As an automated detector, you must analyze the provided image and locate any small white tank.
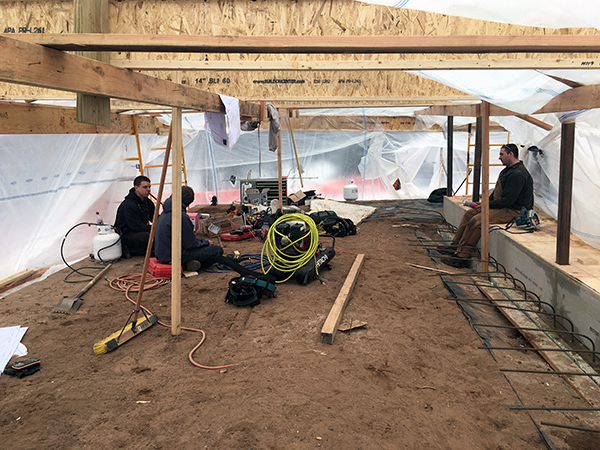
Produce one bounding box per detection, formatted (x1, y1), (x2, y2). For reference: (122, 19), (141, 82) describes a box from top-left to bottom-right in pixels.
(93, 225), (122, 262)
(343, 179), (359, 202)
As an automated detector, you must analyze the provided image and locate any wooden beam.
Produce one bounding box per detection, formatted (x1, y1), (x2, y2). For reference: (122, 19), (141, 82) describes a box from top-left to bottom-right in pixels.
(534, 84), (600, 114)
(321, 254), (365, 345)
(110, 58), (600, 71)
(0, 101), (162, 134)
(74, 0), (111, 126)
(15, 34), (600, 54)
(480, 102), (490, 274)
(0, 35), (260, 118)
(514, 114), (554, 131)
(557, 122), (576, 266)
(171, 106), (183, 336)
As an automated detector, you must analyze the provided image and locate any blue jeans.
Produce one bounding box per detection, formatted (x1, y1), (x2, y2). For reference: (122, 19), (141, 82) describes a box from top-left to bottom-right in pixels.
(181, 245), (223, 268)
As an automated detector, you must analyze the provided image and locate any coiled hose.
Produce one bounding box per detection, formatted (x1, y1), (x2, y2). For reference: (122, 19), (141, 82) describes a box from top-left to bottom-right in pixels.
(261, 213), (320, 283)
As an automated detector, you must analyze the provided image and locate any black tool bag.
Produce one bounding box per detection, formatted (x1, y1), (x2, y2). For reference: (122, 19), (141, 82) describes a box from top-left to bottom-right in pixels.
(309, 210), (337, 225)
(225, 276), (277, 307)
(320, 216), (356, 238)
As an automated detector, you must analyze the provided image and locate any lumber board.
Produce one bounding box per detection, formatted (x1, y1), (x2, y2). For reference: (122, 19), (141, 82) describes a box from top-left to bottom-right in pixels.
(110, 58), (600, 71)
(0, 35), (260, 118)
(535, 84), (600, 114)
(0, 269), (34, 289)
(321, 254), (365, 345)
(478, 283), (600, 408)
(0, 101), (162, 134)
(14, 34), (600, 54)
(0, 268), (47, 294)
(74, 0), (111, 126)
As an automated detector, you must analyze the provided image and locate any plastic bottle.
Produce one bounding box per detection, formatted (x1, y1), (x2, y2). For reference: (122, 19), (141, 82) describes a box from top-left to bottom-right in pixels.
(95, 211), (104, 224)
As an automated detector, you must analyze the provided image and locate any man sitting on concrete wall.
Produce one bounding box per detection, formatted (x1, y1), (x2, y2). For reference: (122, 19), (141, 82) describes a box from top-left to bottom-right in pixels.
(439, 144), (534, 268)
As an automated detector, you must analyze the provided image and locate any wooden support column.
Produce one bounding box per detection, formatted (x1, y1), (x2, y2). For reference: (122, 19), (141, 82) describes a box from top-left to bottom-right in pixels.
(480, 102), (490, 274)
(171, 106), (183, 335)
(556, 122), (576, 265)
(446, 116), (454, 196)
(472, 117), (483, 203)
(277, 127), (283, 209)
(74, 0), (111, 126)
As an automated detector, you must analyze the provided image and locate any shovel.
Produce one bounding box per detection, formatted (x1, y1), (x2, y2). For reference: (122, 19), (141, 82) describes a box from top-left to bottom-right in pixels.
(53, 264), (112, 314)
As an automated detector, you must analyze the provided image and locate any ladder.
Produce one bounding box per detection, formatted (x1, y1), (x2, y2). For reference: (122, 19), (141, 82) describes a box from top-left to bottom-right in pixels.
(125, 114), (188, 187)
(464, 126), (510, 196)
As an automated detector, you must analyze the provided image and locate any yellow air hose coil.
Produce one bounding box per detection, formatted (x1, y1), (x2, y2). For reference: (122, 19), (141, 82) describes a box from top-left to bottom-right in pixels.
(261, 213), (320, 283)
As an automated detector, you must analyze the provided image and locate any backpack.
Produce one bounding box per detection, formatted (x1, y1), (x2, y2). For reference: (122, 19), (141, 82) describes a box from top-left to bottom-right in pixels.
(320, 216), (357, 238)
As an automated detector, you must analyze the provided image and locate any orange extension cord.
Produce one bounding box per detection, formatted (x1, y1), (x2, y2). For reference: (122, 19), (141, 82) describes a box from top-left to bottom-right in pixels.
(108, 273), (236, 370)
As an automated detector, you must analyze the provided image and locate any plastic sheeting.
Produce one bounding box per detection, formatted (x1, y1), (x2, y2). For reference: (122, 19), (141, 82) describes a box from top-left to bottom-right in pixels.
(0, 113), (462, 279)
(0, 133), (162, 280)
(356, 0), (600, 29)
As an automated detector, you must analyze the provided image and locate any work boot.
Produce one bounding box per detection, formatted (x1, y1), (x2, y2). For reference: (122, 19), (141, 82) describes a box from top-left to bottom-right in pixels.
(185, 260), (202, 272)
(441, 255), (470, 269)
(437, 244), (457, 255)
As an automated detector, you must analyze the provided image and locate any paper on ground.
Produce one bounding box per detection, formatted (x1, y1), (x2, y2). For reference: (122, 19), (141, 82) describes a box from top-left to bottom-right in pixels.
(0, 326), (28, 375)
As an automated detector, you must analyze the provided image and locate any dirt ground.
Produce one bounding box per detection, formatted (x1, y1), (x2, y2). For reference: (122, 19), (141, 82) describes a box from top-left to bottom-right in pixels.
(1, 201), (598, 449)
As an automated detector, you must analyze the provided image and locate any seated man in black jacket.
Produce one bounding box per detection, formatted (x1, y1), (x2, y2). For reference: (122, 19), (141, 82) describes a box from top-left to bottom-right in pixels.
(440, 144), (534, 268)
(115, 176), (155, 257)
(154, 186), (223, 272)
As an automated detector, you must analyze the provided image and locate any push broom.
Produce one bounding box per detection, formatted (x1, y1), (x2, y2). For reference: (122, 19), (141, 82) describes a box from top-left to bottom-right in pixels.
(93, 125), (173, 355)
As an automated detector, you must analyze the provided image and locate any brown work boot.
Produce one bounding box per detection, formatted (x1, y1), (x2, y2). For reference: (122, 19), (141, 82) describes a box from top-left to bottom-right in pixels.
(437, 244), (458, 255)
(441, 255), (470, 268)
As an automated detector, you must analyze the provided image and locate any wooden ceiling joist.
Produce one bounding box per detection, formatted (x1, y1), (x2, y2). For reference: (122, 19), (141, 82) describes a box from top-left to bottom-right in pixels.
(0, 101), (163, 134)
(0, 35), (260, 118)
(15, 34), (600, 54)
(111, 58), (600, 71)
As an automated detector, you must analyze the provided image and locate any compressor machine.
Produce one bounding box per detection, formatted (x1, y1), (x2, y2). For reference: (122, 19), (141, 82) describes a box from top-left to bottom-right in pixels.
(261, 213), (335, 285)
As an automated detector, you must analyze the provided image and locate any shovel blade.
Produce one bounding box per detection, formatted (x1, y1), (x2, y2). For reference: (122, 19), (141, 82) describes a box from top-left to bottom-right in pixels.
(53, 296), (83, 314)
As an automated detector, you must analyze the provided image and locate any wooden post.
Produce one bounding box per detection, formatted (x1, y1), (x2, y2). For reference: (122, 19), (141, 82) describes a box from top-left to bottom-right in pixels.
(74, 0), (111, 126)
(447, 116), (454, 196)
(473, 116), (483, 203)
(171, 106), (183, 335)
(277, 123), (284, 209)
(556, 121), (576, 265)
(480, 102), (490, 274)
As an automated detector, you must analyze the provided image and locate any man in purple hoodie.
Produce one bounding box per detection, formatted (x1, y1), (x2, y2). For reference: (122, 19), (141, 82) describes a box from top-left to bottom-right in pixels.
(154, 186), (223, 272)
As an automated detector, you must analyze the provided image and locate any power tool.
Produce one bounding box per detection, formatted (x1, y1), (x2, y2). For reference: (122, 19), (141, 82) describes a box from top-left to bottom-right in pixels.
(510, 207), (541, 231)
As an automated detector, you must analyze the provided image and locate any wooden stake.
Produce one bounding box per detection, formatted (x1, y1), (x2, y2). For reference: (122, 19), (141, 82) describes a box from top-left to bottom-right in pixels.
(277, 125), (283, 209)
(285, 117), (304, 188)
(171, 105), (183, 336)
(480, 101), (490, 274)
(321, 254), (365, 345)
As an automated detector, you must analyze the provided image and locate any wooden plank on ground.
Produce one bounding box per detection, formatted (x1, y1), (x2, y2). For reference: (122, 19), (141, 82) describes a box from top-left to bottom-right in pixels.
(477, 283), (600, 408)
(0, 268), (47, 294)
(321, 254), (365, 345)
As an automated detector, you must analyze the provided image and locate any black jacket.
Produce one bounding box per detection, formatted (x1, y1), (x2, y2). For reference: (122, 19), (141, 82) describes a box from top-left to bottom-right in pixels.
(114, 187), (155, 235)
(489, 161), (534, 210)
(154, 196), (210, 264)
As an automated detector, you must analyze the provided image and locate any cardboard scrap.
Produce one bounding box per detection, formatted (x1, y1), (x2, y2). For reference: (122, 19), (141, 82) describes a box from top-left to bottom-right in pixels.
(337, 320), (367, 332)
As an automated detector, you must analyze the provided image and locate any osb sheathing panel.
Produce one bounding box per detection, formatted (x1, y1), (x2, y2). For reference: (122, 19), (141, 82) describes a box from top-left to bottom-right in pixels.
(2, 0), (598, 101)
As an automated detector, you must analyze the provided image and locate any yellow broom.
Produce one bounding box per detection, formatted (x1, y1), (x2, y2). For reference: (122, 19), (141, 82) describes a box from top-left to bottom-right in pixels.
(93, 126), (173, 355)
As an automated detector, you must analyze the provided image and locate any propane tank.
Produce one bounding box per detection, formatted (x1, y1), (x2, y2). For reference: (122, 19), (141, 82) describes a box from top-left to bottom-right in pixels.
(93, 224), (122, 262)
(343, 180), (358, 202)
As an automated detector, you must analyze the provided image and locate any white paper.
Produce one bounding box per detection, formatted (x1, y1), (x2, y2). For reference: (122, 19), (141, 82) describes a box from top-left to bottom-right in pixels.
(0, 326), (28, 375)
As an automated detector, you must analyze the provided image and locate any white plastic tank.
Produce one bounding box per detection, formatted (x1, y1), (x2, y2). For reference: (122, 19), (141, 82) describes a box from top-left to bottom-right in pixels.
(93, 225), (122, 262)
(343, 179), (359, 202)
